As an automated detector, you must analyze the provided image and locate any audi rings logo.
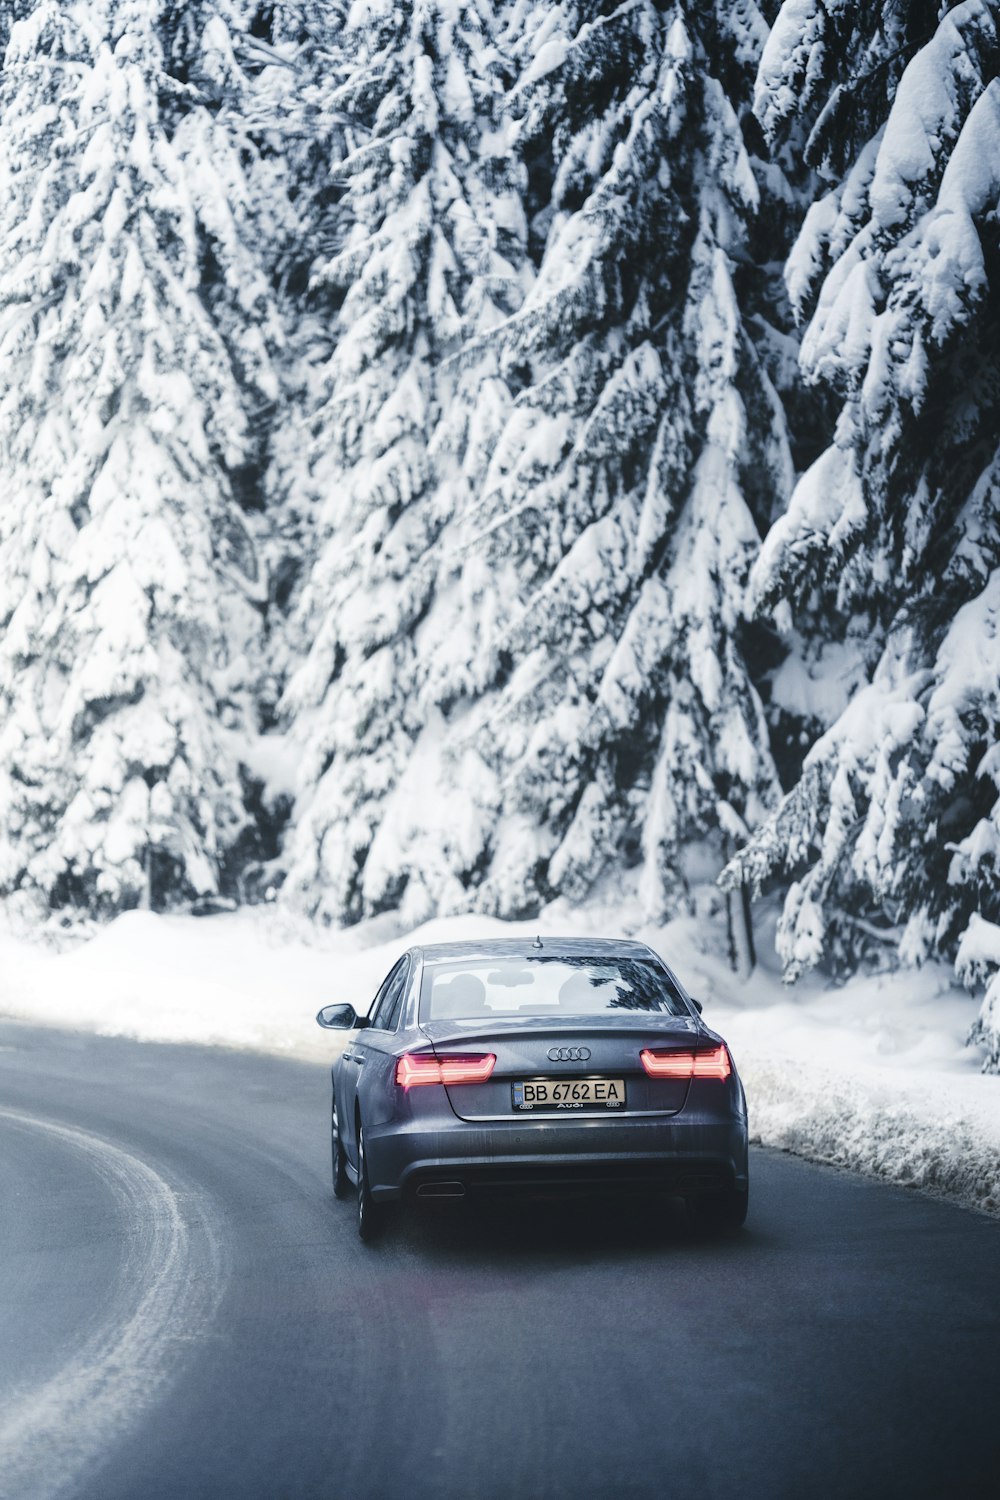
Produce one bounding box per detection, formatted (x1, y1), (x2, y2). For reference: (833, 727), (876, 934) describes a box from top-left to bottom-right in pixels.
(547, 1045), (591, 1062)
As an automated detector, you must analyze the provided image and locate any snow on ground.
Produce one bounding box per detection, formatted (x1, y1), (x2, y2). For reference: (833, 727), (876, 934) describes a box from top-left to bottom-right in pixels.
(684, 940), (1000, 1221)
(1, 899), (998, 1217)
(0, 907), (558, 1062)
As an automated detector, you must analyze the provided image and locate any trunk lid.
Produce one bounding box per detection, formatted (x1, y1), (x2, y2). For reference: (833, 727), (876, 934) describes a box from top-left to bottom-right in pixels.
(418, 1014), (704, 1121)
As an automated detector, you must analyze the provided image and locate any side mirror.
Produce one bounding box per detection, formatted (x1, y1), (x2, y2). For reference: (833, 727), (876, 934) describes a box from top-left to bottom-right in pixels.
(690, 998), (703, 1014)
(316, 1003), (358, 1030)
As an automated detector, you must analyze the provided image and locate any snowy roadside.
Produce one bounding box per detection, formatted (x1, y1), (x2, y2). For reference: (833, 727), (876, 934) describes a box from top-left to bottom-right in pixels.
(713, 983), (1000, 1220)
(1, 905), (997, 1217)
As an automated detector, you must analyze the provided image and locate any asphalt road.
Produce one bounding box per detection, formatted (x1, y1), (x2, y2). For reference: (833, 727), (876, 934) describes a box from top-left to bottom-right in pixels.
(0, 1021), (997, 1500)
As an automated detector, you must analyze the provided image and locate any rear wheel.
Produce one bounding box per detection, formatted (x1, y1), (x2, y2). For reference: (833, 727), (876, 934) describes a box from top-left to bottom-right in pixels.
(687, 1186), (748, 1234)
(331, 1099), (349, 1200)
(356, 1122), (383, 1242)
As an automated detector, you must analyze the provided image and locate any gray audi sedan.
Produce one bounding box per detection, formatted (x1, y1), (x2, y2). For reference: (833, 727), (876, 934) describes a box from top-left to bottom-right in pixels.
(316, 937), (748, 1240)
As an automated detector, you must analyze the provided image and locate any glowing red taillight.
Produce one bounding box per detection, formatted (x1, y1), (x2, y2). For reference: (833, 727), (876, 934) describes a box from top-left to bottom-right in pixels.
(395, 1054), (443, 1088)
(640, 1045), (731, 1081)
(395, 1053), (496, 1088)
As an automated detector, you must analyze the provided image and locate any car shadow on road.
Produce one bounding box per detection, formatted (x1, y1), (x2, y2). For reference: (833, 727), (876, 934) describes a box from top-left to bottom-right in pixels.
(393, 1194), (756, 1264)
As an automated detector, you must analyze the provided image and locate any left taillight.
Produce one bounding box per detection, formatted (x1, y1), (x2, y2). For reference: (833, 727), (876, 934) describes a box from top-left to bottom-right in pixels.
(395, 1053), (497, 1088)
(640, 1045), (731, 1081)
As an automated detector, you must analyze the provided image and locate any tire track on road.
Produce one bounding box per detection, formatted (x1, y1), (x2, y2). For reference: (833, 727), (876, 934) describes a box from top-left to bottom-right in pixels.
(0, 1107), (227, 1500)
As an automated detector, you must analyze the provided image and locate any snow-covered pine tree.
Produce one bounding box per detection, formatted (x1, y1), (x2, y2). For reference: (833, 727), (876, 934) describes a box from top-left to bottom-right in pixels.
(0, 0), (268, 919)
(254, 0), (357, 674)
(157, 0), (311, 866)
(275, 0), (531, 925)
(722, 1), (1000, 1065)
(409, 0), (791, 935)
(273, 0), (797, 935)
(161, 1), (295, 450)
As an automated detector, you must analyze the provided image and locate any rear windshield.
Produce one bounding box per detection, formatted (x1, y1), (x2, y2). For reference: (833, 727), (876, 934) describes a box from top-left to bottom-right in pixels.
(419, 955), (690, 1021)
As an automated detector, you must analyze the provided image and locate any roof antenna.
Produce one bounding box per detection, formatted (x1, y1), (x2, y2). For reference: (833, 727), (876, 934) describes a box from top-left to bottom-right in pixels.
(531, 935), (543, 949)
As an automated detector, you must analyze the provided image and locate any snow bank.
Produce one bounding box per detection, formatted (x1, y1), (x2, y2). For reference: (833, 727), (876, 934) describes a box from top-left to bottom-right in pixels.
(716, 972), (1000, 1218)
(0, 907), (573, 1062)
(2, 902), (997, 1216)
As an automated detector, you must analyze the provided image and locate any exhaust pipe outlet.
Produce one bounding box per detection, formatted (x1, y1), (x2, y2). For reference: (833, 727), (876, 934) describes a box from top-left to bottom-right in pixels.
(416, 1181), (466, 1199)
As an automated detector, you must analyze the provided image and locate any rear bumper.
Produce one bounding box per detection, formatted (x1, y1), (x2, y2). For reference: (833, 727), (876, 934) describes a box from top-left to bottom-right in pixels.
(366, 1113), (749, 1203)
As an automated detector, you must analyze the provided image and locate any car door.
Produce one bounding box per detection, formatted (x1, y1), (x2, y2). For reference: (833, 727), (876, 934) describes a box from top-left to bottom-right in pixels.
(341, 957), (408, 1167)
(350, 956), (410, 1148)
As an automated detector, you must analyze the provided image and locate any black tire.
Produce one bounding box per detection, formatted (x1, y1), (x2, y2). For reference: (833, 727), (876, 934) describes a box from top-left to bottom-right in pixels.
(356, 1122), (383, 1243)
(687, 1186), (748, 1234)
(331, 1099), (349, 1200)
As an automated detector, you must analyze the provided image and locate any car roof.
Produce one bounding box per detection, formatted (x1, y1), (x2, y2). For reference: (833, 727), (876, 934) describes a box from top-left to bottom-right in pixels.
(411, 936), (663, 964)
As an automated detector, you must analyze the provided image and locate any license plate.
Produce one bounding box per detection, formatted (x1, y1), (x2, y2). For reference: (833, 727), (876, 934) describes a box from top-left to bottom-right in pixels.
(511, 1078), (626, 1111)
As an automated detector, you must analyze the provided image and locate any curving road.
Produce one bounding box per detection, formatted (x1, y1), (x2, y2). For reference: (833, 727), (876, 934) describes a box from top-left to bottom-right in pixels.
(0, 1020), (997, 1500)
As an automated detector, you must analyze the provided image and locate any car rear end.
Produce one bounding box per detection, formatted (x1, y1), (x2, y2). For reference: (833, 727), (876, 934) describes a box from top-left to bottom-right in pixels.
(364, 944), (748, 1217)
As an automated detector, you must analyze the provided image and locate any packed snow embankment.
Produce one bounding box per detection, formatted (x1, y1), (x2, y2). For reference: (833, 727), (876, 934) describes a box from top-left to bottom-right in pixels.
(0, 909), (361, 1062)
(706, 964), (1000, 1219)
(1, 905), (997, 1216)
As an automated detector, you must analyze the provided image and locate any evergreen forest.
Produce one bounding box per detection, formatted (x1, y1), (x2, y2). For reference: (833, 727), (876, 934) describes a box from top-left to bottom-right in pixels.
(3, 0), (1000, 1067)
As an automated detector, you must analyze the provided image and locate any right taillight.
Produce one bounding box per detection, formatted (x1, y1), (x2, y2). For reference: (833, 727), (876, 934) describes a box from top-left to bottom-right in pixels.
(641, 1045), (731, 1081)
